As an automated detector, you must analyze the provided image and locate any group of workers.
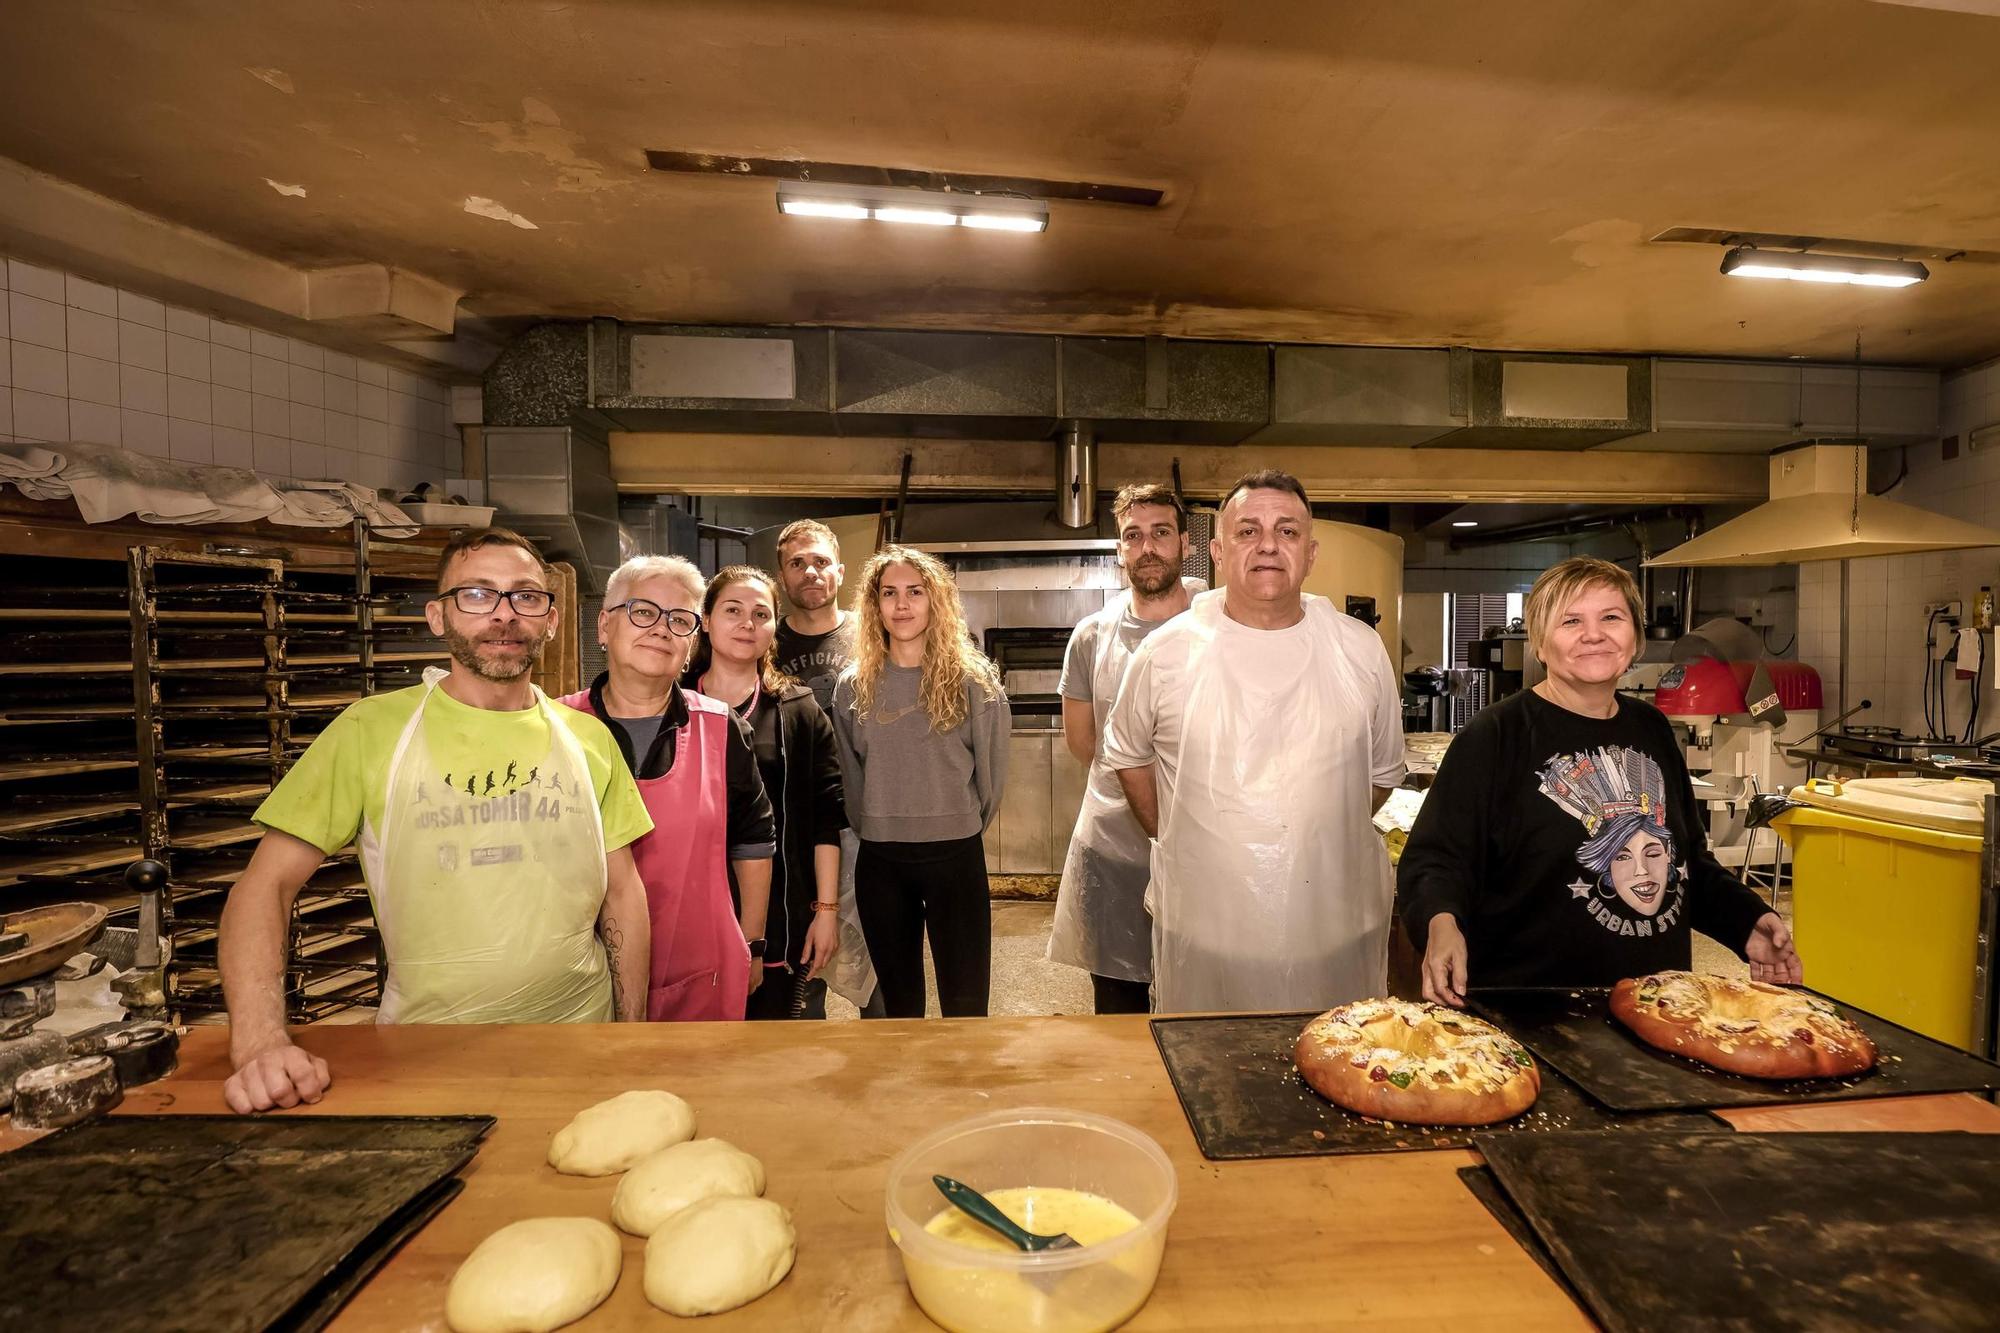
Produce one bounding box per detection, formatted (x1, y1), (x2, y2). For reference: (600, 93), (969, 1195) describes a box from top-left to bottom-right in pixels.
(215, 466), (1802, 1115)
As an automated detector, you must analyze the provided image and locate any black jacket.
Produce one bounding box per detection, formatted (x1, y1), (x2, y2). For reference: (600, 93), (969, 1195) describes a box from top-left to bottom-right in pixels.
(754, 682), (848, 970)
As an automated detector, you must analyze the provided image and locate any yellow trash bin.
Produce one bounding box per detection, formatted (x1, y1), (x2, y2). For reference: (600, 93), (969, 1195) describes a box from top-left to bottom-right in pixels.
(1772, 778), (1989, 1052)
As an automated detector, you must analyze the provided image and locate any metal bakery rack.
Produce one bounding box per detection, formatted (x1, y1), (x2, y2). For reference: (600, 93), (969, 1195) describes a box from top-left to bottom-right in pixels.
(0, 520), (455, 1024)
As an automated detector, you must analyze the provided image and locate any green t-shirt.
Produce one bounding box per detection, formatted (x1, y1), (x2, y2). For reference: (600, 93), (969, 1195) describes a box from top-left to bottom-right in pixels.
(255, 683), (652, 856)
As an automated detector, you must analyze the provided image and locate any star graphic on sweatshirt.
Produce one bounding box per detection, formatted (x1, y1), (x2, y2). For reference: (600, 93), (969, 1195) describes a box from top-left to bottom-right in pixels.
(1569, 879), (1593, 899)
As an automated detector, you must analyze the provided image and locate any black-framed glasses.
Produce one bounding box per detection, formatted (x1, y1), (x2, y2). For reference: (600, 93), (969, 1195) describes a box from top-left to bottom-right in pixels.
(436, 585), (554, 617)
(609, 599), (702, 636)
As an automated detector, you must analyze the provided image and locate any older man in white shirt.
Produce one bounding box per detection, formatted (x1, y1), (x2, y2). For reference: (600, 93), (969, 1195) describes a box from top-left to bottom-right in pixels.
(1103, 469), (1404, 1013)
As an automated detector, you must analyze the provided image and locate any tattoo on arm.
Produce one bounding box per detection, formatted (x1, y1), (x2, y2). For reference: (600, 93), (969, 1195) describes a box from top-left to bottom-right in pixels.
(601, 917), (626, 1020)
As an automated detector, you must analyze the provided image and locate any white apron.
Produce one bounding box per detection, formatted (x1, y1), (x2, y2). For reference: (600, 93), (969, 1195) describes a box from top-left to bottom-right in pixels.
(1147, 595), (1393, 1013)
(364, 669), (612, 1024)
(1049, 591), (1159, 982)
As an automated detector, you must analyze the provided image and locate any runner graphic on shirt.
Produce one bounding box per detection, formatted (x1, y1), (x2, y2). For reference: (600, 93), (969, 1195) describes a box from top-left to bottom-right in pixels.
(1536, 746), (1686, 937)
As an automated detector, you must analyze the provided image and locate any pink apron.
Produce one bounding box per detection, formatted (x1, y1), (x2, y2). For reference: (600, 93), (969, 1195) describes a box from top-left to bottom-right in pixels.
(561, 688), (749, 1021)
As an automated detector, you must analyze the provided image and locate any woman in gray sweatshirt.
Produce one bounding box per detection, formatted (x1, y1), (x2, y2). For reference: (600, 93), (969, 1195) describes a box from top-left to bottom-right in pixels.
(831, 545), (1009, 1017)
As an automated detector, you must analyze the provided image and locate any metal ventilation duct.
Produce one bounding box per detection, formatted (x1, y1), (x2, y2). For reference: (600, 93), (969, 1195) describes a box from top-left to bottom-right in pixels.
(479, 321), (1941, 463)
(1056, 422), (1097, 528)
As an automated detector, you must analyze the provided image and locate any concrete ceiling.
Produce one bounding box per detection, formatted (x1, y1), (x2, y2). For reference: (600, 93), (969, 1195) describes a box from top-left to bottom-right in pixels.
(5, 1), (2000, 366)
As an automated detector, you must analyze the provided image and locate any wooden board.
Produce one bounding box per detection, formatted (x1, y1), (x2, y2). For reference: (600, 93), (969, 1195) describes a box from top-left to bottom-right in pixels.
(532, 560), (580, 698)
(83, 1020), (1595, 1331)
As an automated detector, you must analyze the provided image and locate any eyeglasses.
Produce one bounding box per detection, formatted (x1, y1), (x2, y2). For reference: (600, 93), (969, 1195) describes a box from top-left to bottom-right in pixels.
(436, 586), (554, 617)
(608, 599), (702, 635)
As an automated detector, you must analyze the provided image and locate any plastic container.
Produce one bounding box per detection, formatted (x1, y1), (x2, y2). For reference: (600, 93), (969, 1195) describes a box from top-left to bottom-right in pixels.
(1772, 788), (1986, 1051)
(398, 501), (496, 527)
(884, 1107), (1177, 1333)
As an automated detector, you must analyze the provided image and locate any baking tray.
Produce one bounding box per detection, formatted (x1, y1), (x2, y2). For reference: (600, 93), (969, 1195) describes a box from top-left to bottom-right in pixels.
(0, 1114), (492, 1333)
(1467, 985), (2000, 1113)
(1150, 1011), (1725, 1161)
(1476, 1130), (2000, 1333)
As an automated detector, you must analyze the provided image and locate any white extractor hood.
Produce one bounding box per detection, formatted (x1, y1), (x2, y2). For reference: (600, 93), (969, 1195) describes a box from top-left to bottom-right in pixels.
(1647, 442), (2000, 567)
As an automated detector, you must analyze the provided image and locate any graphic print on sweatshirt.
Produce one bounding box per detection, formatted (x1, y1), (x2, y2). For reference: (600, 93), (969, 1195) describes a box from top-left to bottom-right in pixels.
(1536, 745), (1686, 938)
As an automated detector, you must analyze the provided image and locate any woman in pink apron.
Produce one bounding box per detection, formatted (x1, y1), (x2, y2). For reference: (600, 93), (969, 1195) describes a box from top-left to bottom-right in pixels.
(561, 555), (776, 1021)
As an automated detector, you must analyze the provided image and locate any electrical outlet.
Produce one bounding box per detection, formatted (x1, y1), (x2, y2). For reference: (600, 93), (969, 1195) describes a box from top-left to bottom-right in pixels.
(1928, 599), (1964, 620)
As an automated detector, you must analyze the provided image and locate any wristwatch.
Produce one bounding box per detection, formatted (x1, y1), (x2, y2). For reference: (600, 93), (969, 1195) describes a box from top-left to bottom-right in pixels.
(747, 938), (768, 960)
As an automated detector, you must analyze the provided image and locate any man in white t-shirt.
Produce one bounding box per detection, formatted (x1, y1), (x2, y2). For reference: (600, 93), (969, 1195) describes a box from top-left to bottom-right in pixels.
(1048, 482), (1203, 1013)
(1102, 470), (1404, 1013)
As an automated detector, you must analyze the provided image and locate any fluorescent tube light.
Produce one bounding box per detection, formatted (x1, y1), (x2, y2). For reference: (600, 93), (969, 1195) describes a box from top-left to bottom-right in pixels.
(1720, 247), (1928, 288)
(1451, 520), (1479, 528)
(775, 181), (1048, 232)
(870, 207), (959, 227)
(778, 199), (868, 220)
(960, 211), (1047, 233)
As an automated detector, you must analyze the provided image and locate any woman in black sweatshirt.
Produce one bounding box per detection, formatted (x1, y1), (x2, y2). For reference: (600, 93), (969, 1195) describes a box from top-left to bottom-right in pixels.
(1396, 556), (1804, 1005)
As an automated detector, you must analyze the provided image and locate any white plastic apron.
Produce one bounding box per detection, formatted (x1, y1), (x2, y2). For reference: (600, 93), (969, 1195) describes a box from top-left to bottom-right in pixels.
(364, 668), (612, 1024)
(1147, 595), (1393, 1013)
(1049, 591), (1158, 982)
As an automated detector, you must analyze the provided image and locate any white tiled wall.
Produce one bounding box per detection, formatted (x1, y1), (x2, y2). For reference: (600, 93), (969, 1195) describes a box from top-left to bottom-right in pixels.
(2, 254), (462, 491)
(1799, 358), (2000, 739)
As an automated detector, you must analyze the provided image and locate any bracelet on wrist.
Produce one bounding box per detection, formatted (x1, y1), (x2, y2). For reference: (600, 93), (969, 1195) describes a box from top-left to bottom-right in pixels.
(811, 900), (840, 913)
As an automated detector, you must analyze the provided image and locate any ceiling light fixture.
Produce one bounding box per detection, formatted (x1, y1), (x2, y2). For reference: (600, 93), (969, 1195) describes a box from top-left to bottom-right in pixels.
(775, 181), (1048, 233)
(1451, 520), (1480, 528)
(1720, 246), (1928, 288)
(777, 199), (868, 220)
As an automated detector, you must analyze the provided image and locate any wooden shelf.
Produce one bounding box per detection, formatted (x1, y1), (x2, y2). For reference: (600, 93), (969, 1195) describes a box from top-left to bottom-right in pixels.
(167, 783), (271, 806)
(0, 797), (139, 837)
(0, 757), (138, 781)
(171, 821), (264, 851)
(0, 843), (140, 886)
(161, 744), (268, 761)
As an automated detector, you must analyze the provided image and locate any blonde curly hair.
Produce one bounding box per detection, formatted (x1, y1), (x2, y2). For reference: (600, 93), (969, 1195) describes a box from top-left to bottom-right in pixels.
(848, 545), (1003, 732)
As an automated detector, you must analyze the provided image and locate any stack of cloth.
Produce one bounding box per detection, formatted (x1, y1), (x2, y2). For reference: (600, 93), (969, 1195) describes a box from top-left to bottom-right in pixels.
(0, 440), (418, 534)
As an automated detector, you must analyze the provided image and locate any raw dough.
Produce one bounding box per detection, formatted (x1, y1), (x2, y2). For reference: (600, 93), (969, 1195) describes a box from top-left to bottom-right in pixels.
(642, 1196), (796, 1316)
(612, 1137), (767, 1236)
(546, 1089), (696, 1176)
(445, 1217), (621, 1333)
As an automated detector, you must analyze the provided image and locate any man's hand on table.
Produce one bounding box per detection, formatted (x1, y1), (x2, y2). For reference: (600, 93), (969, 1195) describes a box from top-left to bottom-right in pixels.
(224, 1035), (331, 1113)
(1745, 912), (1804, 986)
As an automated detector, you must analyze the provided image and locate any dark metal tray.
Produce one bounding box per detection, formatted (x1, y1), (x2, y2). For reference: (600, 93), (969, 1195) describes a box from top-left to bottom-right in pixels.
(1150, 1011), (1724, 1161)
(1476, 1130), (2000, 1333)
(0, 1114), (493, 1333)
(1467, 985), (2000, 1112)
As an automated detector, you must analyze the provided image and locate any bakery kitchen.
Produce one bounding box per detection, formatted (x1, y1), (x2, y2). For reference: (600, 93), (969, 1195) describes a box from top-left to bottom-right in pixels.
(7, 2), (2000, 1329)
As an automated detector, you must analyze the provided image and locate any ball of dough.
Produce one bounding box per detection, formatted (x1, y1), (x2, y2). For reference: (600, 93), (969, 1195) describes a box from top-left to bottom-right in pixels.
(613, 1137), (768, 1236)
(643, 1196), (795, 1317)
(445, 1217), (621, 1333)
(547, 1089), (696, 1176)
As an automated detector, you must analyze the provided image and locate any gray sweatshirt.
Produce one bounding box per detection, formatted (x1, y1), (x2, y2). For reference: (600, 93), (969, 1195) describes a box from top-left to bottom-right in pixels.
(831, 663), (1009, 843)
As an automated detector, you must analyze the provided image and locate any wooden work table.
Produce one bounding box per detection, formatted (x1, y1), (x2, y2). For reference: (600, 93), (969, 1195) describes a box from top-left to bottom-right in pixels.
(51, 1018), (2000, 1330)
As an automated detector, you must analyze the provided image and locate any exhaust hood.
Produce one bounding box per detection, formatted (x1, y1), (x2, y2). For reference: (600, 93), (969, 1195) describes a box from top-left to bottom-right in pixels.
(1648, 443), (2000, 567)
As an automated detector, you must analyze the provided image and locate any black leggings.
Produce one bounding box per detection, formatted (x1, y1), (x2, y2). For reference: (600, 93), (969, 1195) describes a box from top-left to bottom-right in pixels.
(856, 835), (991, 1018)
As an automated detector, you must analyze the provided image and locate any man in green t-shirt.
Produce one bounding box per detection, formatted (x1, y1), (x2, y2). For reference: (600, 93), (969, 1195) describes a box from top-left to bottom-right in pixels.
(219, 528), (654, 1114)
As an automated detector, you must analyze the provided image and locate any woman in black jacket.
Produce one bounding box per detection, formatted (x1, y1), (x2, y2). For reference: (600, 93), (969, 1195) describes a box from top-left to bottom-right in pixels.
(688, 565), (849, 1019)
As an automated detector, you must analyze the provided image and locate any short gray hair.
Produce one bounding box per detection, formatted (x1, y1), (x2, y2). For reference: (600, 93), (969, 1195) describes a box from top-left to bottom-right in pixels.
(605, 555), (704, 609)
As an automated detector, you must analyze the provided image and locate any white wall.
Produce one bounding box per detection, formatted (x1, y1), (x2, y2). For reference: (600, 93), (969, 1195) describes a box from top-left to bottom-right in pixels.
(1799, 358), (2000, 739)
(1, 253), (460, 491)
